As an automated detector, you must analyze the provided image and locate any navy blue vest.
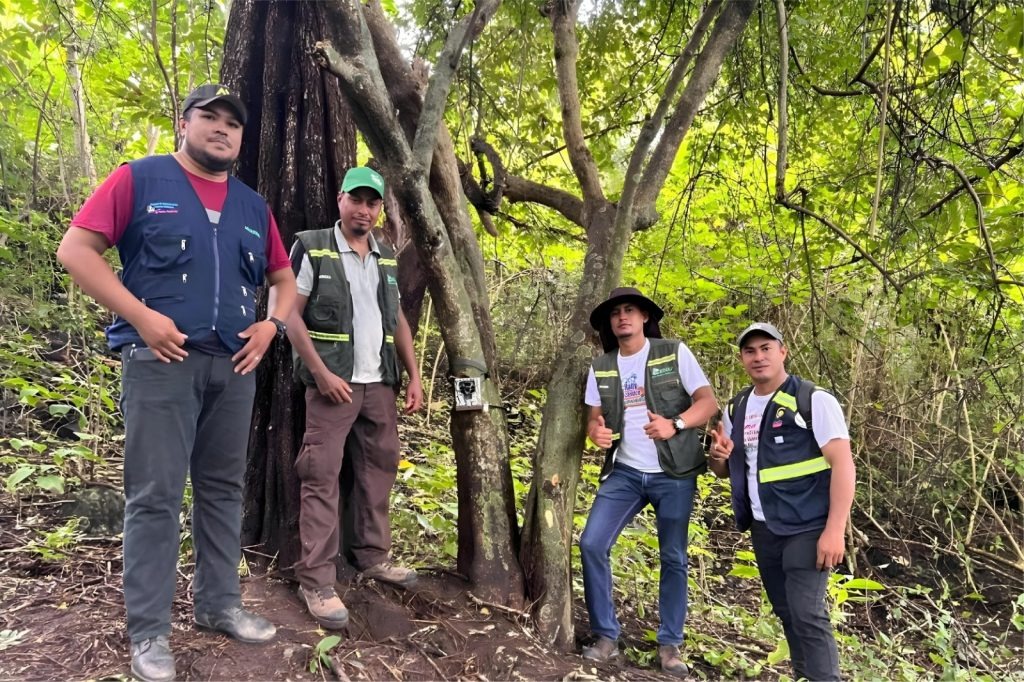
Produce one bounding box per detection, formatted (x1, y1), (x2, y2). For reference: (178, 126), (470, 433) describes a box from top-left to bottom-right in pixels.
(106, 155), (270, 354)
(727, 375), (832, 535)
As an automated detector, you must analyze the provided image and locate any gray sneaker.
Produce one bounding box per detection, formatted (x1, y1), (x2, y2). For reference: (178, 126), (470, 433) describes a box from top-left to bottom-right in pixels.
(194, 606), (276, 644)
(582, 636), (619, 662)
(130, 635), (175, 682)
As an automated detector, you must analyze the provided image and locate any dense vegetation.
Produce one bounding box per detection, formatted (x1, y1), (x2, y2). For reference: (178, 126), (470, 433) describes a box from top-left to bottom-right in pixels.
(0, 0), (1021, 679)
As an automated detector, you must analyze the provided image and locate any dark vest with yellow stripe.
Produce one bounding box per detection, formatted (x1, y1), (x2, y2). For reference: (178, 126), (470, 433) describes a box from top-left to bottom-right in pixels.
(727, 374), (831, 535)
(293, 228), (401, 387)
(592, 338), (706, 481)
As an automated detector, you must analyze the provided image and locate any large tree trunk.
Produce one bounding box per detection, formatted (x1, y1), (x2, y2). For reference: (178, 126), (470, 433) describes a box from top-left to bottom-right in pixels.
(221, 0), (358, 571)
(519, 0), (757, 646)
(314, 0), (524, 605)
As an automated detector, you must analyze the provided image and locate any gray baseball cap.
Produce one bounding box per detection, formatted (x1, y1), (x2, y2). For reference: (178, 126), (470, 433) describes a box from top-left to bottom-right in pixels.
(737, 322), (784, 348)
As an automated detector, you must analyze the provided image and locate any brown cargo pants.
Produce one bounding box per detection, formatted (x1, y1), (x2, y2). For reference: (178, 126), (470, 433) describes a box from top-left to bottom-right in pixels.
(293, 383), (401, 589)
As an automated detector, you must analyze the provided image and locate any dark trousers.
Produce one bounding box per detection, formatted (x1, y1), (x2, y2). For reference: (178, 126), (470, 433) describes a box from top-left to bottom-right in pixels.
(293, 383), (400, 588)
(750, 521), (842, 681)
(120, 346), (255, 643)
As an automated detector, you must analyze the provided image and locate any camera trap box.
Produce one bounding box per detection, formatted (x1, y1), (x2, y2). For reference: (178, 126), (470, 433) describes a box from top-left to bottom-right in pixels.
(453, 376), (486, 411)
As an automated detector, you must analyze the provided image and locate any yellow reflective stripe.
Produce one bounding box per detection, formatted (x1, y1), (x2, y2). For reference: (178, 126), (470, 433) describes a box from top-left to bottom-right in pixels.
(647, 355), (674, 366)
(610, 433), (621, 441)
(308, 249), (340, 259)
(759, 456), (830, 483)
(378, 258), (398, 267)
(385, 335), (394, 343)
(772, 391), (797, 412)
(308, 331), (350, 342)
(594, 370), (618, 378)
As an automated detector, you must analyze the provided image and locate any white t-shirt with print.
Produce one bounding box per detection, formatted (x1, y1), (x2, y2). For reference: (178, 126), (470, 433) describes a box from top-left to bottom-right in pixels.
(585, 339), (711, 472)
(721, 385), (849, 521)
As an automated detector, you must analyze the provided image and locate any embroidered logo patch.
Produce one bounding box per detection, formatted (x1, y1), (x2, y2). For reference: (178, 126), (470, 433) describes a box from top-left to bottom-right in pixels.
(775, 407), (785, 418)
(146, 202), (179, 214)
(243, 225), (262, 238)
(772, 420), (783, 428)
(651, 366), (673, 377)
(318, 274), (332, 280)
(387, 274), (398, 286)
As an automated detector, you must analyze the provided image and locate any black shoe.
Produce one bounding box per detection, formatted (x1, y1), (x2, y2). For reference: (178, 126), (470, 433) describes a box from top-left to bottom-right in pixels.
(130, 635), (175, 682)
(194, 606), (276, 644)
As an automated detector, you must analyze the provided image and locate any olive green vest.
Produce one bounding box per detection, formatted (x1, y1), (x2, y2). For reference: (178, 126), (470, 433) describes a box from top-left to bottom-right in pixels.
(293, 228), (401, 387)
(592, 338), (706, 480)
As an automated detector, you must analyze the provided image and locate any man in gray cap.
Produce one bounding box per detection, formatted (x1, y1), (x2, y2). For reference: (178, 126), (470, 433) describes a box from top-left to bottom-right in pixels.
(579, 287), (718, 677)
(709, 323), (855, 681)
(57, 83), (296, 681)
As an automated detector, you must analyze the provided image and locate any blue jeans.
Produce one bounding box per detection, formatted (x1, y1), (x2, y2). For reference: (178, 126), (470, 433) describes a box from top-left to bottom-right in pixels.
(579, 463), (697, 645)
(750, 521), (842, 681)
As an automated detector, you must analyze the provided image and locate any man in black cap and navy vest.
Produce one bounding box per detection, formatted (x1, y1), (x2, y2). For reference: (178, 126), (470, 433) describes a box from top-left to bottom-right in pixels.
(57, 84), (297, 681)
(286, 166), (423, 631)
(580, 287), (718, 676)
(709, 322), (855, 681)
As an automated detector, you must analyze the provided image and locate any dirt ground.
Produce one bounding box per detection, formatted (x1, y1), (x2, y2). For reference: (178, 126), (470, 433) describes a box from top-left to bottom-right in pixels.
(0, 509), (687, 682)
(2, 493), (1021, 681)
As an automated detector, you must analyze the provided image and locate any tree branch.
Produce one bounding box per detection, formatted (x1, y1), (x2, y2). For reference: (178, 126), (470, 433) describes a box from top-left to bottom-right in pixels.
(546, 0), (604, 207)
(412, 0), (502, 168)
(774, 0), (788, 200)
(503, 172), (586, 227)
(919, 140), (1023, 218)
(924, 153), (1002, 291)
(779, 191), (902, 293)
(621, 0), (722, 226)
(313, 40), (415, 172)
(633, 0), (756, 225)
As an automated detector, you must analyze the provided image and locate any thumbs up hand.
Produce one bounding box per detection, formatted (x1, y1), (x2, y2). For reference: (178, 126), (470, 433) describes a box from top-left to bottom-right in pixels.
(643, 410), (676, 441)
(589, 414), (614, 449)
(709, 421), (734, 462)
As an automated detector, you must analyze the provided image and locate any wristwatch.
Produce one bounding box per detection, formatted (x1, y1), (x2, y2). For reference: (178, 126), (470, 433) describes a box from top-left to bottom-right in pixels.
(268, 316), (287, 340)
(673, 417), (686, 432)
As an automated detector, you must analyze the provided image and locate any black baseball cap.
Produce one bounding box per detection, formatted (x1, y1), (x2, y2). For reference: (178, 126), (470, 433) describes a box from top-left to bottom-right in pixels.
(181, 84), (248, 125)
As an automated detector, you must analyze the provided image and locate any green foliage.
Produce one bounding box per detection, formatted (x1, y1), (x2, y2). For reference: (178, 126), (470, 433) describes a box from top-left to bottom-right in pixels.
(308, 634), (341, 675)
(24, 517), (84, 561)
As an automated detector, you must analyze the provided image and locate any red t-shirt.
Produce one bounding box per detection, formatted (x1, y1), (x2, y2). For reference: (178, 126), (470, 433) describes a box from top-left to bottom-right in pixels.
(71, 162), (290, 272)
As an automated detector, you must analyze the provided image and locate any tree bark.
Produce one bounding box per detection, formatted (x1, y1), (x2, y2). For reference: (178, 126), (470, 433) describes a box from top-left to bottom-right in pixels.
(314, 0), (524, 605)
(221, 0), (357, 571)
(520, 0), (757, 646)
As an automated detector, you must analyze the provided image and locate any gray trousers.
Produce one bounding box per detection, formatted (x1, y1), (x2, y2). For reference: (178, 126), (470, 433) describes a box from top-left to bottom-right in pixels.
(120, 346), (255, 643)
(750, 521), (842, 681)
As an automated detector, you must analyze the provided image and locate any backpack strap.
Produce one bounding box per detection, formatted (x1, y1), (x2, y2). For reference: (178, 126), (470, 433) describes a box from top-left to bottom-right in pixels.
(795, 377), (816, 429)
(728, 385), (755, 420)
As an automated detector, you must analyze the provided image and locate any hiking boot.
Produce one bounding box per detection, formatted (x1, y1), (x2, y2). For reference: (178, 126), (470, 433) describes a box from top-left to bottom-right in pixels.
(361, 561), (418, 588)
(582, 636), (619, 662)
(299, 585), (350, 630)
(130, 635), (175, 682)
(194, 606), (276, 644)
(658, 644), (689, 678)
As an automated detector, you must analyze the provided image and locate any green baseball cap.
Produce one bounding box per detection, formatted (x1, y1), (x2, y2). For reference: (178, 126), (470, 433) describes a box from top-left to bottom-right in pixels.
(340, 167), (385, 197)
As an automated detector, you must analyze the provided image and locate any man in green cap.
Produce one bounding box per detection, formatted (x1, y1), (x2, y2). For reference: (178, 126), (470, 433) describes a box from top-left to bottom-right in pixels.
(286, 166), (423, 629)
